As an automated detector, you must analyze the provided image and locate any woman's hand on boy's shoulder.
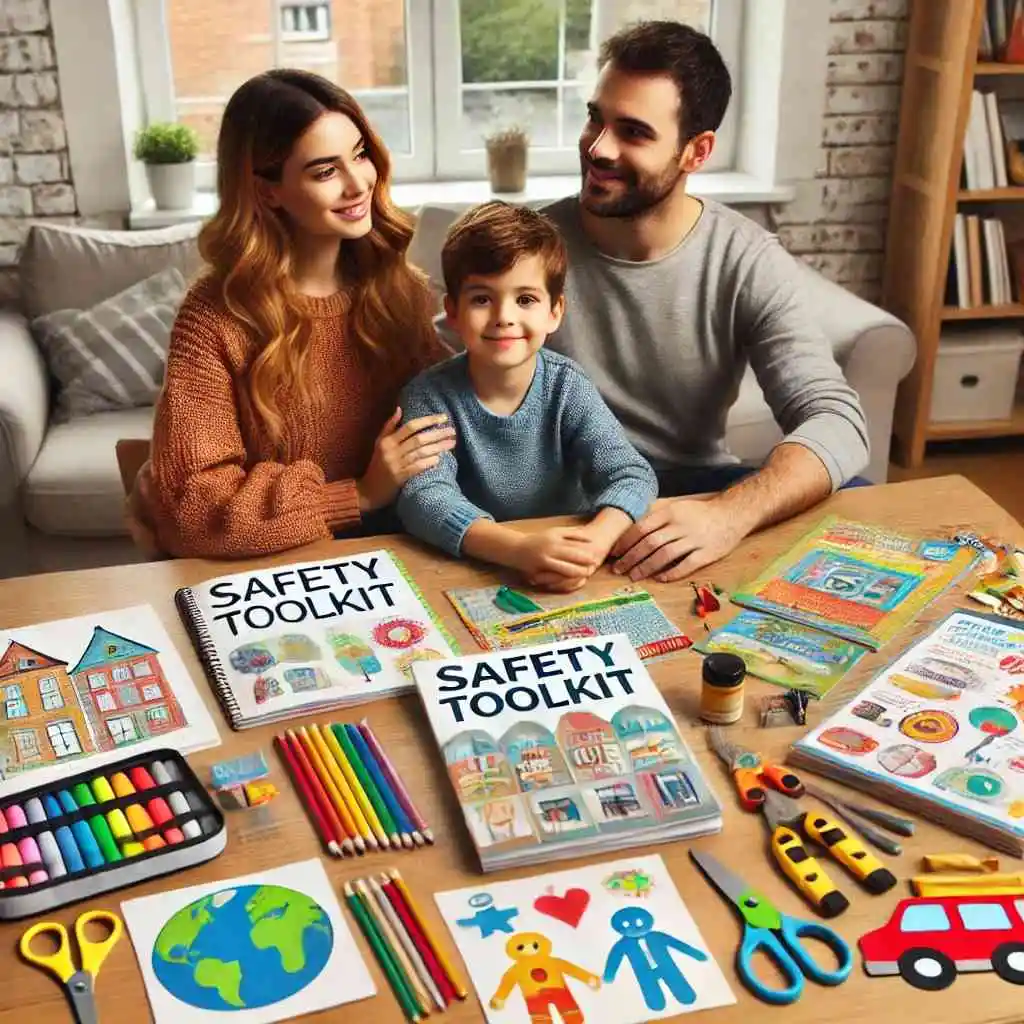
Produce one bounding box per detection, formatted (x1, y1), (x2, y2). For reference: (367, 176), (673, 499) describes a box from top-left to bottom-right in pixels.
(356, 407), (456, 511)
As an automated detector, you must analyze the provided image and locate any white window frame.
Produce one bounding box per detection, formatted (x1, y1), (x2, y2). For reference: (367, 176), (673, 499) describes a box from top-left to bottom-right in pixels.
(38, 676), (64, 712)
(46, 721), (82, 758)
(280, 1), (331, 42)
(430, 0), (741, 180)
(107, 716), (138, 746)
(111, 665), (132, 683)
(132, 659), (153, 678)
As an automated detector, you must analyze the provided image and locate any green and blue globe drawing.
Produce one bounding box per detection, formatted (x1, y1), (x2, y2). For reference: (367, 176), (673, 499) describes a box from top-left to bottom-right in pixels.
(152, 884), (334, 1011)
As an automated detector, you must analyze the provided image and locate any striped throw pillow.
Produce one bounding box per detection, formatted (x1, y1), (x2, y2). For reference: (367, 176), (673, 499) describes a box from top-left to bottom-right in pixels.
(31, 266), (187, 422)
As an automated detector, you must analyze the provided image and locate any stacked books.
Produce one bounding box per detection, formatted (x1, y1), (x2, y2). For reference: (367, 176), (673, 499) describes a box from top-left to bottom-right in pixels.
(412, 632), (722, 871)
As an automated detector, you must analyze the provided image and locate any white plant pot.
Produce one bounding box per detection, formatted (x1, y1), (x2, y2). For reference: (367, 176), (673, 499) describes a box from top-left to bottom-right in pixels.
(146, 161), (196, 211)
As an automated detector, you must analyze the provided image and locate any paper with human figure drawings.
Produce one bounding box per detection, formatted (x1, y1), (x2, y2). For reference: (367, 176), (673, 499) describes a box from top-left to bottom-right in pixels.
(435, 854), (734, 1024)
(0, 603), (219, 797)
(121, 858), (374, 1024)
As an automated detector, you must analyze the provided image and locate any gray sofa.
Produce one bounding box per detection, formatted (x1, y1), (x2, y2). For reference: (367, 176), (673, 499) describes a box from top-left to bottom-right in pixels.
(0, 208), (916, 579)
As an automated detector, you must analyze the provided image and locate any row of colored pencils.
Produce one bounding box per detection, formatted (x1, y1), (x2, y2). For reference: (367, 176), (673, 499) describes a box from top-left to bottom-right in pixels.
(274, 719), (433, 856)
(344, 869), (467, 1022)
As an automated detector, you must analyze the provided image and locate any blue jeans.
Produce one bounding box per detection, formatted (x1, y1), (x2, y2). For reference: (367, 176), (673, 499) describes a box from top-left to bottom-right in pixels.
(655, 464), (872, 497)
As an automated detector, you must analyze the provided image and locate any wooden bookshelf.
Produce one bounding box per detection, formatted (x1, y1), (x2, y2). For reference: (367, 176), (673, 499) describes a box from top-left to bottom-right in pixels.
(884, 1), (1024, 463)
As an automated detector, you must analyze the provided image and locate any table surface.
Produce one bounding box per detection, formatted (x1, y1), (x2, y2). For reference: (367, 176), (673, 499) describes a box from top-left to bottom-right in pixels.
(1, 475), (1022, 1024)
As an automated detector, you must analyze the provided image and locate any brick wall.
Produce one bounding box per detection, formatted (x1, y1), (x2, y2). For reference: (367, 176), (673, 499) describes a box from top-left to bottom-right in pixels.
(772, 0), (908, 304)
(0, 0), (76, 307)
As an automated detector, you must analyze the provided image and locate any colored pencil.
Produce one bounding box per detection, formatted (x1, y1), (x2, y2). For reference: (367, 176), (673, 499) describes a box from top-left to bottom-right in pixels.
(345, 882), (423, 1023)
(320, 723), (378, 850)
(342, 723), (402, 846)
(307, 724), (366, 853)
(295, 727), (361, 851)
(346, 722), (411, 848)
(285, 730), (353, 856)
(329, 723), (390, 848)
(370, 875), (446, 1010)
(383, 873), (458, 1004)
(356, 879), (429, 1015)
(387, 869), (468, 1000)
(273, 733), (342, 857)
(359, 720), (433, 844)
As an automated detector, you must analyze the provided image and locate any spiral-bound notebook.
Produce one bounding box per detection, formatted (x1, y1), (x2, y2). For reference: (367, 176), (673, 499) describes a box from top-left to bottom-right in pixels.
(175, 550), (459, 730)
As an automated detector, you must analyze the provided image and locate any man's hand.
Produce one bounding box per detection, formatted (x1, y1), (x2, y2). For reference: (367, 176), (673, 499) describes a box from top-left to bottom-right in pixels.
(610, 496), (745, 582)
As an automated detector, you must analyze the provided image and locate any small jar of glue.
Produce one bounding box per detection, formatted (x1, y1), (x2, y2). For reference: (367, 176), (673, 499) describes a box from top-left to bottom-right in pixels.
(700, 652), (746, 725)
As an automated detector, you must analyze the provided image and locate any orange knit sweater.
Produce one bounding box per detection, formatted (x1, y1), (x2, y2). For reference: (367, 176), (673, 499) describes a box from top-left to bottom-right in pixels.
(134, 282), (440, 559)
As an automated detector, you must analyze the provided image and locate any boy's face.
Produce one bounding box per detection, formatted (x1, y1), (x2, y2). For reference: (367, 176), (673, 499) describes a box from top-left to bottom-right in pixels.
(445, 254), (564, 372)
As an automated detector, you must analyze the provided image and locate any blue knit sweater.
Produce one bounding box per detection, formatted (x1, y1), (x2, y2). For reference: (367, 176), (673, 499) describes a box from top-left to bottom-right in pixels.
(395, 349), (658, 557)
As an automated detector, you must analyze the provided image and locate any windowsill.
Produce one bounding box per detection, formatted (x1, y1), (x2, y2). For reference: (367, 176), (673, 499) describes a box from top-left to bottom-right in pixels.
(127, 172), (796, 229)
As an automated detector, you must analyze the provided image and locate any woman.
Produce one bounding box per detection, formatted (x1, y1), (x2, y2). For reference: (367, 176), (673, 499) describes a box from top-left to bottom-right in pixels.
(132, 69), (454, 558)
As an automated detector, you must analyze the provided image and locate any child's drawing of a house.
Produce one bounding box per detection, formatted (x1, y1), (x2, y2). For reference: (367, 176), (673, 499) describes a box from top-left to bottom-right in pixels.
(0, 641), (94, 771)
(70, 627), (186, 751)
(556, 711), (626, 782)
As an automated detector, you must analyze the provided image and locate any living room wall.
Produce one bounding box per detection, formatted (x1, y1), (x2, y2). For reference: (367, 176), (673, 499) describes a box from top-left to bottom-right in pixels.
(0, 0), (906, 311)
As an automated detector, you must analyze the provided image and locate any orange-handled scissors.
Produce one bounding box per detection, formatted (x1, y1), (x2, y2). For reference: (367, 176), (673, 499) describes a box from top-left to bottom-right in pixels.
(19, 910), (123, 1024)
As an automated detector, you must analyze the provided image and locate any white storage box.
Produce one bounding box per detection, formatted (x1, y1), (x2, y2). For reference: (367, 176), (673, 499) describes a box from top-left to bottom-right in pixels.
(930, 325), (1024, 422)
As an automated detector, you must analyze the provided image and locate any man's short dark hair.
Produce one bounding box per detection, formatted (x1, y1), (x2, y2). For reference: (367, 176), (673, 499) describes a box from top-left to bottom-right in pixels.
(599, 20), (732, 143)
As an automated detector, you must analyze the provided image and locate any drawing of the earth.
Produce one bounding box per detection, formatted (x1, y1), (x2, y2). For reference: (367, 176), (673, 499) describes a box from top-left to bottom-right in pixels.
(152, 884), (334, 1011)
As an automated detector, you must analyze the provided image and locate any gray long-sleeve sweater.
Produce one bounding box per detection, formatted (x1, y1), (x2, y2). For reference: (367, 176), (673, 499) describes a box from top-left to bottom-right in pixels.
(538, 196), (870, 489)
(395, 349), (658, 557)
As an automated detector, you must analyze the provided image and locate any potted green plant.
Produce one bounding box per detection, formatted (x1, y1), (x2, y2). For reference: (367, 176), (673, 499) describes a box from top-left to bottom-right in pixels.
(133, 121), (200, 211)
(485, 126), (529, 194)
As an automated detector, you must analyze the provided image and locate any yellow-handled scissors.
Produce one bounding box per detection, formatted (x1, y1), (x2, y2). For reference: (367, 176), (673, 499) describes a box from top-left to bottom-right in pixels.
(19, 910), (123, 1024)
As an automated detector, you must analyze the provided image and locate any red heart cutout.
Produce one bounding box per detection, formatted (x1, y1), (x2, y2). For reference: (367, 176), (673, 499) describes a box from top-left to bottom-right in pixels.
(533, 888), (590, 927)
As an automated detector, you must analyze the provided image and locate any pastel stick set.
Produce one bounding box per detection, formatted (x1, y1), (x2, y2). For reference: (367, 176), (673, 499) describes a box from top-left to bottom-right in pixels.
(0, 748), (225, 919)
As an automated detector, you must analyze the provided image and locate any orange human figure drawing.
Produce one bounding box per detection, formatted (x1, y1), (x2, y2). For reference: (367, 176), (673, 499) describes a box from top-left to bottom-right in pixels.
(489, 932), (601, 1024)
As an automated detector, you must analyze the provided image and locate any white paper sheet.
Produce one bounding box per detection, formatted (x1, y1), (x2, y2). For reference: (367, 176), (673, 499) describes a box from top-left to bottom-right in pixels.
(435, 854), (734, 1023)
(121, 858), (374, 1024)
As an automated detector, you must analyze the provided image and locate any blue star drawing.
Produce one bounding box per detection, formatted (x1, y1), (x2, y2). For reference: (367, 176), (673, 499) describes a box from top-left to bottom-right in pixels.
(456, 892), (520, 938)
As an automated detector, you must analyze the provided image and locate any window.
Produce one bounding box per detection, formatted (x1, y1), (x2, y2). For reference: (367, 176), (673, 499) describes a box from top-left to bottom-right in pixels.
(107, 716), (138, 745)
(146, 706), (171, 724)
(87, 672), (107, 690)
(281, 2), (331, 42)
(140, 0), (739, 186)
(96, 693), (116, 713)
(38, 676), (64, 712)
(118, 686), (142, 707)
(112, 665), (132, 683)
(46, 721), (83, 758)
(900, 904), (951, 933)
(141, 684), (162, 702)
(12, 731), (40, 760)
(4, 685), (27, 719)
(959, 903), (1013, 931)
(17, 657), (38, 670)
(132, 659), (153, 678)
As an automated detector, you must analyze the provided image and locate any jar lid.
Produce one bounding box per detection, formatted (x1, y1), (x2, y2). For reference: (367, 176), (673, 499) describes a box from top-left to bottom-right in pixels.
(702, 652), (746, 687)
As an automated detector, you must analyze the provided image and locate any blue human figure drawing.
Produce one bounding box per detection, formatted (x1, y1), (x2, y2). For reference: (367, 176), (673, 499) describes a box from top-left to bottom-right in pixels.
(603, 907), (708, 1011)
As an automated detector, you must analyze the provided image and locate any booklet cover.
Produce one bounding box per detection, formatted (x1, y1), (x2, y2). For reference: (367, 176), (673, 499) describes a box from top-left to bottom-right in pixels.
(789, 609), (1024, 855)
(731, 516), (980, 650)
(0, 604), (219, 796)
(412, 633), (722, 872)
(175, 550), (459, 730)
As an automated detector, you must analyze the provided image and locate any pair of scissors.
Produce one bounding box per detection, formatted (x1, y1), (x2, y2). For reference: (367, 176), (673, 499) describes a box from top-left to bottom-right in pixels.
(690, 849), (852, 1005)
(707, 727), (804, 811)
(19, 909), (124, 1024)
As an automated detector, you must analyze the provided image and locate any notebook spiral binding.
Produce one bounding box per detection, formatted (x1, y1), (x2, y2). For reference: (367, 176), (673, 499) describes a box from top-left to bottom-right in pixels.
(175, 586), (242, 730)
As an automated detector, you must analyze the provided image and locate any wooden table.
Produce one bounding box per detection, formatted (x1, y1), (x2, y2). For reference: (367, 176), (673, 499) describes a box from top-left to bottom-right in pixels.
(1, 475), (1022, 1024)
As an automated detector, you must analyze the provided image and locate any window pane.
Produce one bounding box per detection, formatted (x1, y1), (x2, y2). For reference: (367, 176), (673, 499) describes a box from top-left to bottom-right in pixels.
(463, 87), (559, 150)
(166, 0), (412, 160)
(459, 0), (559, 84)
(900, 904), (950, 932)
(560, 84), (589, 151)
(959, 903), (1012, 931)
(595, 0), (711, 37)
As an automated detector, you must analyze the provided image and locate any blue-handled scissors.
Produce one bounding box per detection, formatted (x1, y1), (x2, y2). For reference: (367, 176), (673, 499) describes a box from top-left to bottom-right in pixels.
(690, 849), (852, 1005)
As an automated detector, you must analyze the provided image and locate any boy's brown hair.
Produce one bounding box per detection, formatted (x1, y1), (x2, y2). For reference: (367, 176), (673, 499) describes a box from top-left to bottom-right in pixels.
(441, 200), (567, 304)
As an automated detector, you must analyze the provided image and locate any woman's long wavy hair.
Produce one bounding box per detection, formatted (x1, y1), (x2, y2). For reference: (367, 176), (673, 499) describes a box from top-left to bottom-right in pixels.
(198, 69), (436, 448)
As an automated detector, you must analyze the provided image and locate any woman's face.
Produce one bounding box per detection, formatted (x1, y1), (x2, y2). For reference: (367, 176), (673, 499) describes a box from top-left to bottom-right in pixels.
(261, 111), (379, 240)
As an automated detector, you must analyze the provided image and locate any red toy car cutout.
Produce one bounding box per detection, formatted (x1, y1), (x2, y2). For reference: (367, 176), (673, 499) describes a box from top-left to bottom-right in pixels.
(859, 894), (1024, 990)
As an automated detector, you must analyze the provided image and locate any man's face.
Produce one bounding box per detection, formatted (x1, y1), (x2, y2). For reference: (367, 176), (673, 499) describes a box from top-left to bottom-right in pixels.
(578, 64), (686, 218)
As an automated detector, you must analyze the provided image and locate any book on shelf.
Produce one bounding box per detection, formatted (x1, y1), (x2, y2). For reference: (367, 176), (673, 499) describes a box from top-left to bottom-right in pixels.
(788, 609), (1024, 857)
(948, 211), (1015, 308)
(175, 549), (458, 729)
(412, 632), (723, 871)
(979, 0), (1024, 62)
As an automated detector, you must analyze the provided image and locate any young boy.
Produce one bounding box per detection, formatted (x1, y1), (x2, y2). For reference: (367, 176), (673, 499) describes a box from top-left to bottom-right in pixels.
(396, 201), (657, 591)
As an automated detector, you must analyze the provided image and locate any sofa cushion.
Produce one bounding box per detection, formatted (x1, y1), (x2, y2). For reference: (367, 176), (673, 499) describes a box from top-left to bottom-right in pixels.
(23, 406), (154, 536)
(31, 266), (186, 422)
(19, 220), (202, 319)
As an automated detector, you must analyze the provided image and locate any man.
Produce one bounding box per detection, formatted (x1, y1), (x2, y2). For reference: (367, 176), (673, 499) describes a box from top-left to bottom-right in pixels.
(538, 20), (869, 585)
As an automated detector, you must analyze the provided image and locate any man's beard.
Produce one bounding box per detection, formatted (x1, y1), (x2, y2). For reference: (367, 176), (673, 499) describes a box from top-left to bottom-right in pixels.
(579, 154), (684, 218)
